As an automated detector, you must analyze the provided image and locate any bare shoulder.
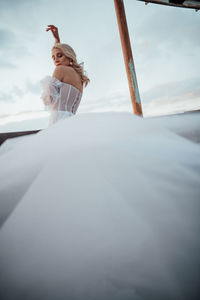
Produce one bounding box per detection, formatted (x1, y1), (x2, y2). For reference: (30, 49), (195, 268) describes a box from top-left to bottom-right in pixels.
(53, 66), (83, 92)
(62, 66), (76, 77)
(53, 65), (75, 79)
(53, 66), (65, 81)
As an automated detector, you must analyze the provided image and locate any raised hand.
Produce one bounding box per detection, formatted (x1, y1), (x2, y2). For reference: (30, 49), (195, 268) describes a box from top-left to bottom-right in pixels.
(46, 25), (60, 43)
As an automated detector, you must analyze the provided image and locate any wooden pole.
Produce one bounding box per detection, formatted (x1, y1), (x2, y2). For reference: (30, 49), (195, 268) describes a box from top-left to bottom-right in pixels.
(114, 0), (143, 116)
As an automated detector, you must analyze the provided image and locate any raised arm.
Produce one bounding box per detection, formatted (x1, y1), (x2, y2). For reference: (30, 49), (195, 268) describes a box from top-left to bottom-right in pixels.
(46, 25), (60, 44)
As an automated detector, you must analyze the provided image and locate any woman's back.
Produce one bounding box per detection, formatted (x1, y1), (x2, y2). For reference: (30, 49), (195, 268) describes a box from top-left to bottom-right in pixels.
(61, 66), (83, 94)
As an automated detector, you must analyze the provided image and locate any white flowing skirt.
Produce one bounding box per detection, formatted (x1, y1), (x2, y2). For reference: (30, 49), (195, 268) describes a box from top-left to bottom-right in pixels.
(0, 112), (200, 300)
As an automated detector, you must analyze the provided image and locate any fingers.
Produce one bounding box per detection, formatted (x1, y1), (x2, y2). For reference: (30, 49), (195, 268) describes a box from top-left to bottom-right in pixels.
(46, 25), (57, 32)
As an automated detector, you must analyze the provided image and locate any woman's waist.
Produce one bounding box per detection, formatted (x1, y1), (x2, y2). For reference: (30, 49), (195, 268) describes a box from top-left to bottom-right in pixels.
(50, 110), (74, 116)
(49, 110), (74, 125)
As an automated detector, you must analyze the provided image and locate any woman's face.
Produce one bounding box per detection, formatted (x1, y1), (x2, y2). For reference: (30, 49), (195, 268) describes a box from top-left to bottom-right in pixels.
(52, 48), (71, 67)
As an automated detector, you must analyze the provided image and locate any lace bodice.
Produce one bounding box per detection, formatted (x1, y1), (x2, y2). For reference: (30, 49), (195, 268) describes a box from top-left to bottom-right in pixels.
(40, 76), (82, 125)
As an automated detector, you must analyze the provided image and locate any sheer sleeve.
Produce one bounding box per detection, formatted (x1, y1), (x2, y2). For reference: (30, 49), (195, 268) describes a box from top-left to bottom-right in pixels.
(40, 76), (62, 109)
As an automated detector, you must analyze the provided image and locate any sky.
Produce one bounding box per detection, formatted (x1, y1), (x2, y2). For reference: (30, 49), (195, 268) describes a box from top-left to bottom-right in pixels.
(0, 0), (200, 130)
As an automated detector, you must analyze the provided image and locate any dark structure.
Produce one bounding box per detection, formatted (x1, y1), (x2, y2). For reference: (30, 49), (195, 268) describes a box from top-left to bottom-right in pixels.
(137, 0), (200, 11)
(0, 130), (40, 147)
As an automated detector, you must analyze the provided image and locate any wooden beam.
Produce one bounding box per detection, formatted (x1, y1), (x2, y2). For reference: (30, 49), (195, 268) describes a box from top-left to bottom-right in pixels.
(114, 0), (143, 116)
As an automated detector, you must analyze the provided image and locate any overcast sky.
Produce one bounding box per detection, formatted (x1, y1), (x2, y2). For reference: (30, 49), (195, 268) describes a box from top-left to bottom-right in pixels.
(0, 0), (200, 123)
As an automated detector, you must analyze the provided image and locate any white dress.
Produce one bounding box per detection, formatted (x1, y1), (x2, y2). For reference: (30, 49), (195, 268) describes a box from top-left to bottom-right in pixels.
(0, 110), (200, 300)
(40, 76), (82, 125)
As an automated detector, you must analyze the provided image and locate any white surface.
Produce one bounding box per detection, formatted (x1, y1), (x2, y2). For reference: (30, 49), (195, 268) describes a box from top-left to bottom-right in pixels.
(0, 112), (200, 300)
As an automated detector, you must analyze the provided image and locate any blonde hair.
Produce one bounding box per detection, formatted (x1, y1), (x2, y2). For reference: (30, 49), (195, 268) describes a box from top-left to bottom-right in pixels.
(52, 43), (90, 87)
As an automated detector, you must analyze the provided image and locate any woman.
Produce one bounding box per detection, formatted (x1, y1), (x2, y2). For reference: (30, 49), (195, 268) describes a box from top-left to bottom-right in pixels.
(41, 25), (89, 125)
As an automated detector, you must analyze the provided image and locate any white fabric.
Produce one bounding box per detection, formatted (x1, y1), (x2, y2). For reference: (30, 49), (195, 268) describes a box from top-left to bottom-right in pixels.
(40, 76), (82, 125)
(0, 112), (200, 300)
(49, 110), (73, 125)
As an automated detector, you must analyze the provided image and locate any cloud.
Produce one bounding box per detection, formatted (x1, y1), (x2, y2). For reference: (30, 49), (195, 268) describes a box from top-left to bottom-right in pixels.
(138, 7), (200, 46)
(141, 77), (200, 116)
(0, 60), (17, 69)
(134, 7), (200, 61)
(0, 29), (15, 48)
(0, 86), (25, 103)
(0, 92), (14, 103)
(79, 90), (132, 114)
(12, 87), (25, 98)
(0, 28), (30, 70)
(0, 79), (41, 104)
(26, 81), (41, 95)
(81, 77), (200, 116)
(142, 77), (200, 103)
(181, 88), (200, 101)
(0, 0), (41, 11)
